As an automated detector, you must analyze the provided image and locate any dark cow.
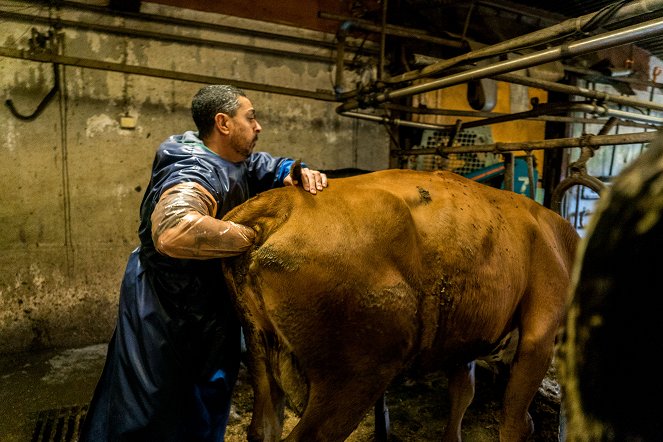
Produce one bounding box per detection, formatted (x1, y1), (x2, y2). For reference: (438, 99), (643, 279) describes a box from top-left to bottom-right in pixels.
(222, 168), (579, 442)
(559, 130), (663, 441)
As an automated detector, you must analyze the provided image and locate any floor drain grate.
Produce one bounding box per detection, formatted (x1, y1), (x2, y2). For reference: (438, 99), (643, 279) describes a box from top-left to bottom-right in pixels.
(31, 404), (88, 442)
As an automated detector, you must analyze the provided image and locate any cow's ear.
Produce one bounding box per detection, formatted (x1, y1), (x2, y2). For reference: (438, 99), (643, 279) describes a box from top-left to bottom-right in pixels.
(289, 159), (303, 184)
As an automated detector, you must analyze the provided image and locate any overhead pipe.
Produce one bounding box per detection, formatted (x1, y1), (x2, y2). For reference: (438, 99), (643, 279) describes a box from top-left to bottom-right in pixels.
(394, 131), (658, 156)
(318, 11), (466, 49)
(337, 16), (663, 113)
(3, 10), (351, 67)
(334, 22), (351, 97)
(378, 0), (388, 82)
(381, 102), (653, 129)
(341, 100), (661, 133)
(25, 4), (658, 115)
(564, 64), (663, 91)
(388, 0), (663, 83)
(340, 110), (456, 130)
(583, 103), (663, 125)
(495, 72), (663, 113)
(44, 1), (376, 56)
(0, 46), (338, 102)
(475, 0), (566, 26)
(457, 101), (663, 128)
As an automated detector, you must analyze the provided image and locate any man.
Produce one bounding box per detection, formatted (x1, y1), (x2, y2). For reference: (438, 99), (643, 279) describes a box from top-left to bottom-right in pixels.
(79, 84), (327, 441)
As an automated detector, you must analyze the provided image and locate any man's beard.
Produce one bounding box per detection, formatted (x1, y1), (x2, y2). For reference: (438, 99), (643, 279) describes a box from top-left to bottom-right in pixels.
(231, 134), (257, 159)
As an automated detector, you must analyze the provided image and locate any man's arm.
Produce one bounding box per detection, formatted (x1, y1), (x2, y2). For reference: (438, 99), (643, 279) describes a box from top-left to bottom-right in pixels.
(150, 181), (256, 259)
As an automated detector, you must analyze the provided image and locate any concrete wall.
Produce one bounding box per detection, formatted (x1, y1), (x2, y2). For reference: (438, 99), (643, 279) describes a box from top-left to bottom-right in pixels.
(0, 3), (390, 353)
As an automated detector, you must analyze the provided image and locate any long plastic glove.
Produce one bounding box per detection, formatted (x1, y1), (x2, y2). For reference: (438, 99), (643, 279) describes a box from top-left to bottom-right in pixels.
(150, 181), (256, 259)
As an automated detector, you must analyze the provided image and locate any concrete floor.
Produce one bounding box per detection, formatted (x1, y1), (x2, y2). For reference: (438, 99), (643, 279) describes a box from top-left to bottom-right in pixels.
(0, 345), (562, 442)
(0, 344), (107, 441)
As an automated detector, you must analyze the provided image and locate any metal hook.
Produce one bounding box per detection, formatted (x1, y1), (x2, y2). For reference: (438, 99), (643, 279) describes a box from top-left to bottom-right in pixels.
(5, 63), (60, 121)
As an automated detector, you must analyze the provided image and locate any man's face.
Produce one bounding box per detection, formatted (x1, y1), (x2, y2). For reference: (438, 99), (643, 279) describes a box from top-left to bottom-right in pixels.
(228, 96), (262, 159)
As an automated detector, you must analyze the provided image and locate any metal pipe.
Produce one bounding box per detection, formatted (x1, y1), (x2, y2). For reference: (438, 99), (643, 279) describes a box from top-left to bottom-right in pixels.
(458, 102), (663, 128)
(341, 101), (661, 133)
(3, 10), (345, 66)
(475, 0), (566, 25)
(394, 131), (658, 156)
(318, 11), (466, 48)
(588, 105), (663, 125)
(334, 22), (350, 96)
(388, 0), (663, 83)
(338, 16), (663, 112)
(381, 102), (653, 128)
(495, 72), (663, 113)
(51, 0), (373, 55)
(0, 46), (338, 102)
(378, 0), (388, 81)
(503, 153), (514, 192)
(453, 102), (588, 128)
(526, 153), (536, 200)
(564, 65), (663, 90)
(340, 110), (455, 130)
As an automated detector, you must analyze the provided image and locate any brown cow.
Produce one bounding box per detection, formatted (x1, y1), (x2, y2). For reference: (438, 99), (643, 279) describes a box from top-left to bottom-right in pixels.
(221, 168), (579, 442)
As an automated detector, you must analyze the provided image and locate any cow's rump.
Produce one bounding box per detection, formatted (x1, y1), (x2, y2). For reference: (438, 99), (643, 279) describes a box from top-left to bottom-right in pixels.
(222, 168), (578, 442)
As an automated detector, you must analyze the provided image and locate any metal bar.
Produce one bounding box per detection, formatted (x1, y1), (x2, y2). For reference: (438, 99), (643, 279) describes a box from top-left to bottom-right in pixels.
(338, 16), (663, 112)
(3, 10), (341, 66)
(341, 101), (661, 132)
(50, 0), (371, 54)
(318, 11), (466, 48)
(388, 0), (663, 83)
(595, 106), (663, 125)
(526, 153), (536, 199)
(334, 27), (347, 96)
(564, 65), (663, 90)
(0, 46), (338, 102)
(475, 0), (567, 25)
(381, 102), (653, 128)
(503, 153), (514, 192)
(394, 131), (658, 156)
(378, 0), (388, 81)
(459, 102), (663, 128)
(340, 110), (454, 130)
(495, 72), (663, 113)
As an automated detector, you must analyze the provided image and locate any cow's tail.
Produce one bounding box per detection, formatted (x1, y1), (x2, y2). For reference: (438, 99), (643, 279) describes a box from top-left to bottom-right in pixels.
(223, 188), (295, 245)
(270, 345), (309, 416)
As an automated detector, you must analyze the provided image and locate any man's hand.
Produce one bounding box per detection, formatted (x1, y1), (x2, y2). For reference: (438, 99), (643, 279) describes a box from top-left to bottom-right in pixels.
(284, 166), (328, 194)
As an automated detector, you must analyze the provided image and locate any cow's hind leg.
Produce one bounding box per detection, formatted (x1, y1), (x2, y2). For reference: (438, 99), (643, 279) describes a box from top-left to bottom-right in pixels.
(247, 364), (286, 442)
(500, 323), (557, 441)
(244, 330), (287, 442)
(442, 361), (476, 442)
(283, 375), (393, 442)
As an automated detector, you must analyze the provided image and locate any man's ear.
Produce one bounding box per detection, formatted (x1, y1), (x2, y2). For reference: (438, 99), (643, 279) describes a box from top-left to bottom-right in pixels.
(215, 113), (230, 135)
